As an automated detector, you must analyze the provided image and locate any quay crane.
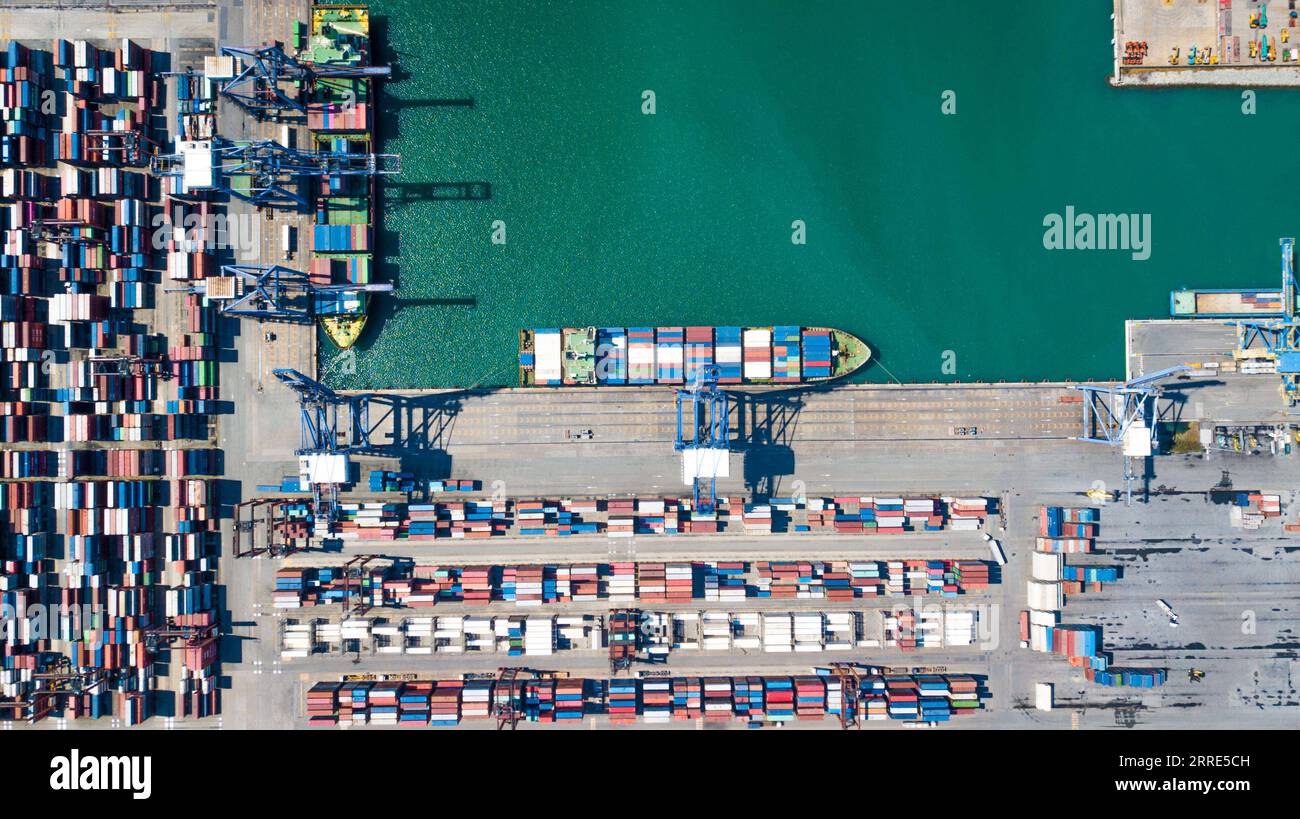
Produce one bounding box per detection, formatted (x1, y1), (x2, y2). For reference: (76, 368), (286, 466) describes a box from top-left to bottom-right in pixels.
(1226, 237), (1300, 412)
(674, 366), (731, 515)
(149, 137), (400, 210)
(167, 264), (392, 322)
(219, 43), (392, 119)
(273, 368), (380, 520)
(1071, 364), (1192, 504)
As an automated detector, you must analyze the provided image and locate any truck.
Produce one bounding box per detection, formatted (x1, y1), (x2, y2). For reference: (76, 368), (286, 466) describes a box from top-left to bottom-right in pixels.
(982, 531), (1008, 565)
(1155, 598), (1180, 627)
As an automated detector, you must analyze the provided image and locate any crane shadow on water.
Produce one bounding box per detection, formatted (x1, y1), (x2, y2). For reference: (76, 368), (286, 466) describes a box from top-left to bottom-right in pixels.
(387, 181), (493, 203)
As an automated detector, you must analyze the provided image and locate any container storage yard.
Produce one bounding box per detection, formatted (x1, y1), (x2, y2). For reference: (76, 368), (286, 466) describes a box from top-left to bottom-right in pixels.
(0, 33), (222, 727)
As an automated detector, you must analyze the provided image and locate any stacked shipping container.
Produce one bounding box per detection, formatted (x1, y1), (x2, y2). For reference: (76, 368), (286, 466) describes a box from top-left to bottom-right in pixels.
(305, 671), (985, 726)
(0, 37), (224, 725)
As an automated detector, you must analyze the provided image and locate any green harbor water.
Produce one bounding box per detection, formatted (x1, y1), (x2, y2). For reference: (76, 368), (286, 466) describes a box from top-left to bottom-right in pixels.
(322, 0), (1300, 389)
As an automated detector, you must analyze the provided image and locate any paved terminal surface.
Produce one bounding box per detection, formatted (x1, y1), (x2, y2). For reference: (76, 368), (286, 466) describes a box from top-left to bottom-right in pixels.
(1130, 319), (1292, 426)
(1113, 0), (1300, 87)
(211, 444), (1300, 731)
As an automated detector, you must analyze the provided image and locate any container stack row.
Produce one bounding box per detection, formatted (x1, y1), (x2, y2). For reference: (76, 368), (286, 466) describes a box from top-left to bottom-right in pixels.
(305, 672), (985, 727)
(1024, 507), (1165, 687)
(365, 470), (479, 494)
(1226, 491), (1284, 530)
(1037, 505), (1099, 553)
(301, 493), (998, 542)
(270, 557), (998, 610)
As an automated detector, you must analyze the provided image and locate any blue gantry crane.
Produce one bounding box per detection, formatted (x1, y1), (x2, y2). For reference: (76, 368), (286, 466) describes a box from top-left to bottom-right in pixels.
(1073, 365), (1192, 448)
(150, 137), (400, 209)
(219, 44), (392, 119)
(171, 264), (393, 322)
(1226, 237), (1300, 410)
(1072, 364), (1191, 503)
(273, 368), (374, 455)
(273, 368), (378, 520)
(675, 366), (731, 514)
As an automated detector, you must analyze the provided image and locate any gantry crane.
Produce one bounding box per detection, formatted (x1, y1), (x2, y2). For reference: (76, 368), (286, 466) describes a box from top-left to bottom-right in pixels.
(142, 619), (218, 666)
(341, 555), (381, 617)
(493, 667), (569, 730)
(273, 368), (376, 456)
(168, 264), (393, 322)
(1071, 364), (1191, 504)
(82, 129), (149, 166)
(829, 663), (863, 729)
(25, 218), (107, 247)
(273, 368), (380, 520)
(675, 366), (730, 515)
(150, 137), (400, 210)
(0, 656), (110, 724)
(219, 43), (391, 119)
(1227, 237), (1300, 411)
(607, 609), (642, 674)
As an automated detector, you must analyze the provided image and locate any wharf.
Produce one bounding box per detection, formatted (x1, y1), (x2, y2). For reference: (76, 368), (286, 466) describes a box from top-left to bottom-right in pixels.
(1112, 0), (1300, 87)
(1128, 319), (1292, 426)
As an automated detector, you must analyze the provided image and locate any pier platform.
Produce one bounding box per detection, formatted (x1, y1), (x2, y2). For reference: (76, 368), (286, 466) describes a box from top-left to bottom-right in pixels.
(1127, 319), (1292, 426)
(1112, 0), (1300, 87)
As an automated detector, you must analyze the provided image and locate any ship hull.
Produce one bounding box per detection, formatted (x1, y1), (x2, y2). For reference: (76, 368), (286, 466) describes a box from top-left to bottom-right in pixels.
(519, 326), (871, 387)
(322, 312), (368, 350)
(308, 3), (380, 349)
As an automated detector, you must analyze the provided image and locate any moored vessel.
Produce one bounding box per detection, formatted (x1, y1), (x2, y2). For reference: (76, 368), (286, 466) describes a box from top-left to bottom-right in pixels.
(519, 326), (870, 387)
(305, 2), (377, 349)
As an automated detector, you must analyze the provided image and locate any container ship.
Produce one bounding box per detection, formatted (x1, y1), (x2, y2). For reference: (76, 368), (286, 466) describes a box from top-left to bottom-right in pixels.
(518, 326), (871, 386)
(304, 3), (377, 349)
(1170, 288), (1286, 318)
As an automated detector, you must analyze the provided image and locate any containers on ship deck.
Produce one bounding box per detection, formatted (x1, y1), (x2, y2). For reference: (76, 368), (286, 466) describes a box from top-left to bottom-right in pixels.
(654, 326), (683, 384)
(522, 325), (864, 386)
(627, 327), (654, 384)
(772, 325), (801, 382)
(742, 327), (772, 380)
(714, 326), (743, 383)
(596, 327), (626, 384)
(531, 329), (562, 385)
(802, 328), (832, 378)
(684, 326), (713, 381)
(312, 223), (369, 252)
